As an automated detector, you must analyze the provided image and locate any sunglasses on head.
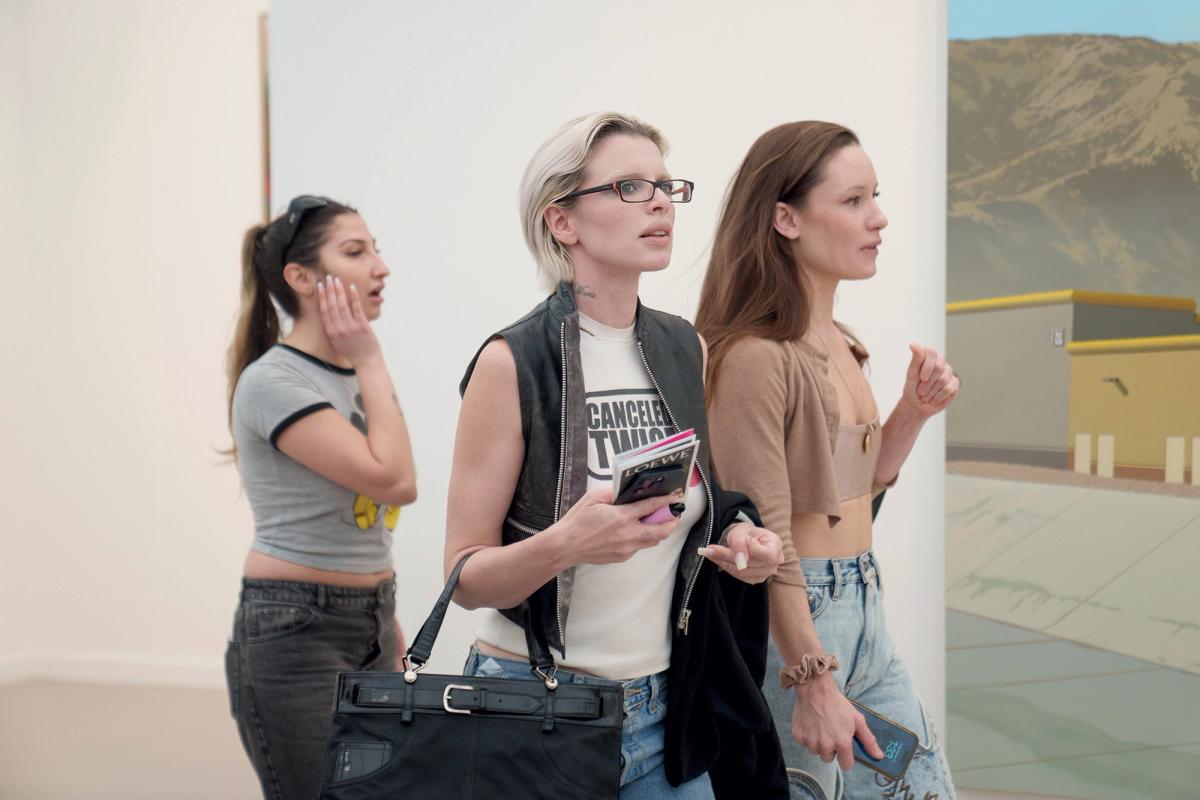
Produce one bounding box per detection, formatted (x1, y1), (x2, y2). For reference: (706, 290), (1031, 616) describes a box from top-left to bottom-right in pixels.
(277, 195), (328, 266)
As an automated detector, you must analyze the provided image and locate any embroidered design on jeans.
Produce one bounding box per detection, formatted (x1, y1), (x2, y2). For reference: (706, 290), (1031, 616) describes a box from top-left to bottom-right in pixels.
(874, 771), (938, 800)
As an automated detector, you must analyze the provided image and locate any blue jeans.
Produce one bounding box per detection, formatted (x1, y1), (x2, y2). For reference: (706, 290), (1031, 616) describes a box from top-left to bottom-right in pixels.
(464, 646), (715, 799)
(224, 578), (397, 800)
(763, 552), (956, 800)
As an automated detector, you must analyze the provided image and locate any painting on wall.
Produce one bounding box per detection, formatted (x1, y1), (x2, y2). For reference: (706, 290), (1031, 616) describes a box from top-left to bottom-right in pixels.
(943, 3), (1200, 798)
(259, 12), (271, 221)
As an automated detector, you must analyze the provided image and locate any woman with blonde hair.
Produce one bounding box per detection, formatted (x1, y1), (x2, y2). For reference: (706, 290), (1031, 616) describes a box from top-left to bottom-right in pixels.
(696, 122), (959, 799)
(445, 112), (790, 798)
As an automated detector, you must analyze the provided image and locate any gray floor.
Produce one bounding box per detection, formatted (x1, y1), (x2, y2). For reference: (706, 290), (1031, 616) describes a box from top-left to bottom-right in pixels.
(0, 681), (261, 800)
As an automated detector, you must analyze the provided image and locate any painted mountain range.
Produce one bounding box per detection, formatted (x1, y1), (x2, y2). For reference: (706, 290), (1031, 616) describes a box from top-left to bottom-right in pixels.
(948, 35), (1200, 302)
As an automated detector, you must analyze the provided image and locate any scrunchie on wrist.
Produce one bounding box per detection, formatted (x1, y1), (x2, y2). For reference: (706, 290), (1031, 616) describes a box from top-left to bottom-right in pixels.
(780, 653), (840, 689)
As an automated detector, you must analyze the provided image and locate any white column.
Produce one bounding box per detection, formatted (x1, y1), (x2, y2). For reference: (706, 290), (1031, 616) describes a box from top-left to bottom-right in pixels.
(1097, 435), (1115, 479)
(1192, 438), (1200, 487)
(1165, 436), (1185, 484)
(1074, 433), (1092, 475)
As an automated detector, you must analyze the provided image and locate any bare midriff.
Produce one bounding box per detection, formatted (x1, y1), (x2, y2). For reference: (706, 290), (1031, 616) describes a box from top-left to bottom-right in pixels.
(474, 639), (603, 677)
(789, 493), (874, 560)
(243, 550), (394, 587)
(789, 335), (879, 560)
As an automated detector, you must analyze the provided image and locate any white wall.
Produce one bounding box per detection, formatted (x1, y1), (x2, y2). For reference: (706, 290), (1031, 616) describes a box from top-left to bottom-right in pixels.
(0, 0), (948, 738)
(271, 0), (949, 727)
(0, 0), (266, 686)
(0, 0), (31, 674)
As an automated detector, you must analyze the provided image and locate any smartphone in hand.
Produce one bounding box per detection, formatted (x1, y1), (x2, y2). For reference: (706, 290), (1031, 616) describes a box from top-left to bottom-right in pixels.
(614, 464), (687, 523)
(614, 464), (686, 505)
(848, 699), (918, 782)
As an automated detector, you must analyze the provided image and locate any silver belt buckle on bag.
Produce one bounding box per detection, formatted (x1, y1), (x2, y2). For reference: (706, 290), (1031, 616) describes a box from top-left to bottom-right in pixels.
(443, 684), (474, 714)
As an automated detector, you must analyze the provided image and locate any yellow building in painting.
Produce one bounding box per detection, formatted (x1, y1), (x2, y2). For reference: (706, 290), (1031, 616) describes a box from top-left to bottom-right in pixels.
(1068, 334), (1200, 483)
(946, 289), (1199, 470)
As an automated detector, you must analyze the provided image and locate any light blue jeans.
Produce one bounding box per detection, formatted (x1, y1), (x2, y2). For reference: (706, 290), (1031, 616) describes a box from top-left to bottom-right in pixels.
(464, 646), (715, 799)
(763, 552), (956, 800)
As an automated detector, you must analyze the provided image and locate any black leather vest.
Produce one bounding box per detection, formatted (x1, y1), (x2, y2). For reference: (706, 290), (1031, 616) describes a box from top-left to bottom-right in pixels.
(460, 284), (788, 795)
(460, 282), (716, 657)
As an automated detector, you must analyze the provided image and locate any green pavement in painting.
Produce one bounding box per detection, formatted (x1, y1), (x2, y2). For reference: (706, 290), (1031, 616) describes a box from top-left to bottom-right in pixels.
(945, 474), (1200, 799)
(947, 611), (1200, 799)
(946, 474), (1200, 674)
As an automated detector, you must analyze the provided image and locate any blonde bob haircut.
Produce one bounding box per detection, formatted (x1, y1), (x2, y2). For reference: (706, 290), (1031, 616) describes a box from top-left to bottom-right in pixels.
(520, 111), (668, 292)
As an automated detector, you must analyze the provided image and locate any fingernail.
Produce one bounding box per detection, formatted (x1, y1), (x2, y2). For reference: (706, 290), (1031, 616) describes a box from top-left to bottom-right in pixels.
(735, 552), (748, 571)
(696, 547), (711, 558)
(669, 503), (685, 518)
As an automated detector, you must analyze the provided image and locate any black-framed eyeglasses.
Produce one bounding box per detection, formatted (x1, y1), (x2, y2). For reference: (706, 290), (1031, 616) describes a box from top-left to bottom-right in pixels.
(278, 195), (328, 265)
(561, 178), (694, 204)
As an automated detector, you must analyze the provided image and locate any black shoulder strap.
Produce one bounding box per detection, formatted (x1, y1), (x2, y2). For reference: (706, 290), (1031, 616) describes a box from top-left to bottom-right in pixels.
(404, 552), (556, 673)
(522, 604), (556, 673)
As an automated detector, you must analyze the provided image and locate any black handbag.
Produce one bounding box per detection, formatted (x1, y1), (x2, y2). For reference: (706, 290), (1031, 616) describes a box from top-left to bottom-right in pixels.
(319, 555), (624, 799)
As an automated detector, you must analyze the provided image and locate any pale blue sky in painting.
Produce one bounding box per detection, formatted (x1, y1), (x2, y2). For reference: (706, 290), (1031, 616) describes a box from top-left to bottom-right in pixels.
(950, 0), (1200, 43)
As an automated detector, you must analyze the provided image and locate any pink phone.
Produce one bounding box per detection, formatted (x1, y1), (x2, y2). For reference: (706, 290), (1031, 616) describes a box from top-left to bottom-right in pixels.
(641, 504), (677, 524)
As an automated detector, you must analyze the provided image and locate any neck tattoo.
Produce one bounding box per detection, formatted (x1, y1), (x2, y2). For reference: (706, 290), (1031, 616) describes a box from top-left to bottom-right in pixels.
(573, 283), (598, 300)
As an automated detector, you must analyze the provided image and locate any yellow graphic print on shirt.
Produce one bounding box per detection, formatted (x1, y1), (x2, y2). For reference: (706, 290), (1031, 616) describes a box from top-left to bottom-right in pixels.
(347, 392), (398, 532)
(353, 494), (400, 531)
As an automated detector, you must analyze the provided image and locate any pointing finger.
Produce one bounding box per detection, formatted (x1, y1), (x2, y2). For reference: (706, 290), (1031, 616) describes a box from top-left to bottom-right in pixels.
(697, 543), (737, 571)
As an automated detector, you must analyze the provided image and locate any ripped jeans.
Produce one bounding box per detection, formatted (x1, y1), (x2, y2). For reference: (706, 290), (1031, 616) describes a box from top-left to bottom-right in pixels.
(763, 552), (956, 800)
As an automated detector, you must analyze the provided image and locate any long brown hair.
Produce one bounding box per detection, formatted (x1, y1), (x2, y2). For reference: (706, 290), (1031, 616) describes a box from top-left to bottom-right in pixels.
(694, 121), (860, 388)
(225, 197), (356, 456)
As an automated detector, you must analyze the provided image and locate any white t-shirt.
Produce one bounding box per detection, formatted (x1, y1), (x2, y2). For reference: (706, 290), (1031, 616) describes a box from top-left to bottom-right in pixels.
(477, 313), (707, 679)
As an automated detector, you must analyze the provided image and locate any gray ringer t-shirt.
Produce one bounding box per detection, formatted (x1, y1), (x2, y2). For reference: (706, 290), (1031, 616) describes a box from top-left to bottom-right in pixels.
(232, 344), (394, 572)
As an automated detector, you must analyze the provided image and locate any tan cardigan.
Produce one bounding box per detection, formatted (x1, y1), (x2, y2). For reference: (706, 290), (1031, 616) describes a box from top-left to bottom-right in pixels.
(708, 336), (889, 586)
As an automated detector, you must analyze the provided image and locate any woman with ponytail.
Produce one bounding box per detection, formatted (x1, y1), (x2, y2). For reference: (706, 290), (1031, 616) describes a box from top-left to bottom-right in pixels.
(224, 195), (416, 800)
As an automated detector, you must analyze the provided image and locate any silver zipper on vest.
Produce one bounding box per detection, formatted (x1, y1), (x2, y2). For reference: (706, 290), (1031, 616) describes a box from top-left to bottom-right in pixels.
(636, 340), (715, 635)
(552, 320), (568, 646)
(505, 516), (543, 536)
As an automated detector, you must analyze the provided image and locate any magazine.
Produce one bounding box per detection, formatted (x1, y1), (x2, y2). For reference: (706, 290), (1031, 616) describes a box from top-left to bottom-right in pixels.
(610, 428), (699, 506)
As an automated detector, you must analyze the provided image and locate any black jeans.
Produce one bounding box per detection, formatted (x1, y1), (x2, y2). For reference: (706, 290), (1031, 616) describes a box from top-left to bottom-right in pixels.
(225, 577), (397, 800)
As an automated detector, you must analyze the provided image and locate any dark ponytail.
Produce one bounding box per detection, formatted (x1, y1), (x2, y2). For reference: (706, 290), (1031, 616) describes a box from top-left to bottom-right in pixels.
(224, 196), (357, 458)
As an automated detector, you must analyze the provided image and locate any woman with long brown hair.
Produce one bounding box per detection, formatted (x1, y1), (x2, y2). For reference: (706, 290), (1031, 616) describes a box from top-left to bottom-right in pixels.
(696, 123), (959, 799)
(224, 195), (417, 799)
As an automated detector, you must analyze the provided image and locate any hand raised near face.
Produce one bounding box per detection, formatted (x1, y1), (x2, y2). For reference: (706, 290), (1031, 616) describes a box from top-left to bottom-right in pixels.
(317, 276), (383, 367)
